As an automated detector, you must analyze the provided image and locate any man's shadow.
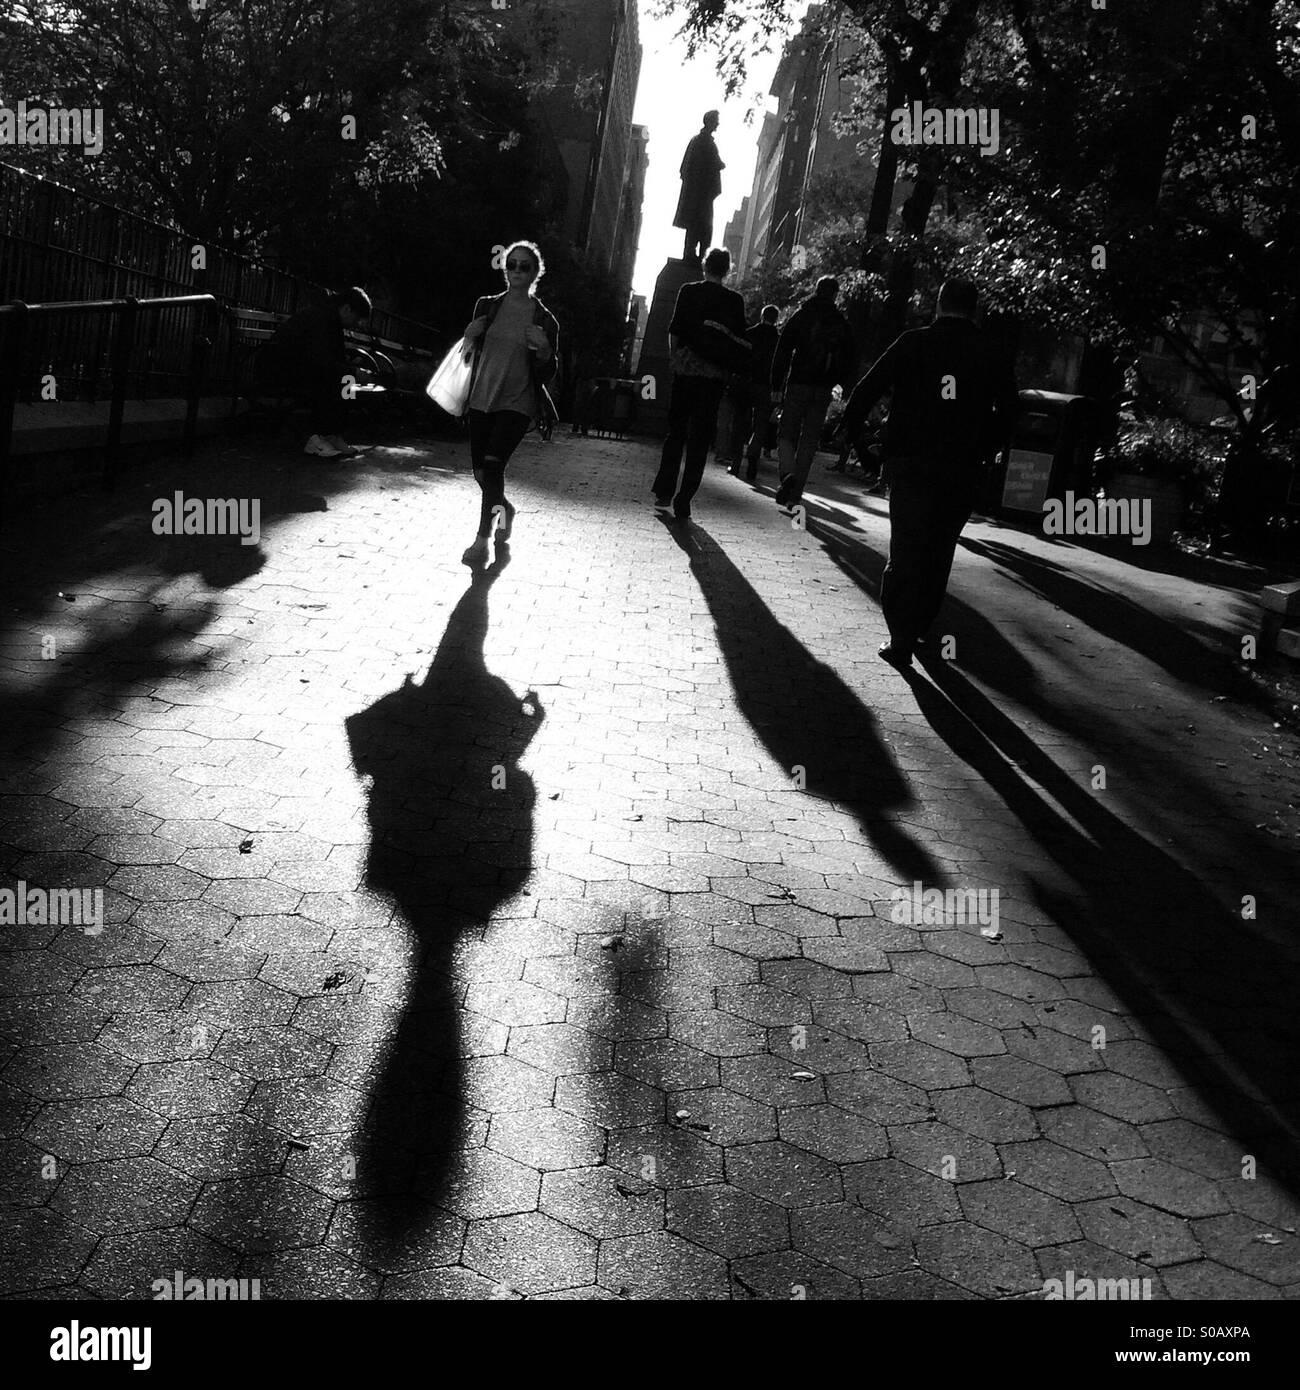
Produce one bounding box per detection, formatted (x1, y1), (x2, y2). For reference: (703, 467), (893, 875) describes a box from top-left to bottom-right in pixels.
(660, 518), (942, 886)
(905, 651), (1300, 1173)
(345, 550), (543, 1237)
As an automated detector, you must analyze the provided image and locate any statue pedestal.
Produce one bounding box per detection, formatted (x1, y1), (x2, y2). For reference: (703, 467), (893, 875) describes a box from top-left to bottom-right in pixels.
(633, 257), (699, 437)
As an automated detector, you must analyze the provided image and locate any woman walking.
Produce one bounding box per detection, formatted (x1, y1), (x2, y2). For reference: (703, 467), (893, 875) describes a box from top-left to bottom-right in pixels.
(459, 240), (559, 566)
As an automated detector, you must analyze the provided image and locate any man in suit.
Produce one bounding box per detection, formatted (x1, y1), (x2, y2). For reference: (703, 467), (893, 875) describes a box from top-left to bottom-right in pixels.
(841, 277), (1019, 669)
(651, 246), (748, 521)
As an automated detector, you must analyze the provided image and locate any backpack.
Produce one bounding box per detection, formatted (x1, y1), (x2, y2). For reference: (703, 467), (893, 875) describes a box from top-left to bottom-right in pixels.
(799, 309), (852, 385)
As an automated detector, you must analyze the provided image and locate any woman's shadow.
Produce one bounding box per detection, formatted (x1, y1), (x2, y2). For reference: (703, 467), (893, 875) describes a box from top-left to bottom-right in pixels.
(344, 549), (543, 1238)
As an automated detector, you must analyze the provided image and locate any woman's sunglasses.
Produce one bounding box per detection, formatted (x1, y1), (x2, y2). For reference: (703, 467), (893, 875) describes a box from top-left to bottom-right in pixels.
(505, 260), (535, 272)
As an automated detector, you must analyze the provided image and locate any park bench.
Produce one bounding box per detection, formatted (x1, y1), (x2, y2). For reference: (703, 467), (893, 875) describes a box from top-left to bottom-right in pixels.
(226, 304), (402, 432)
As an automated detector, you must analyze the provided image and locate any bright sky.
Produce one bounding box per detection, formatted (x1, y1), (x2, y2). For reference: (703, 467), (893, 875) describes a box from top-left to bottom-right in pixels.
(630, 1), (811, 299)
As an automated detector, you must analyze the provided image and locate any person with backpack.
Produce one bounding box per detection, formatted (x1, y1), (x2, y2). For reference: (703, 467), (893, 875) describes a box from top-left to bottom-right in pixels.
(459, 240), (559, 568)
(651, 246), (748, 521)
(769, 276), (856, 507)
(723, 304), (781, 483)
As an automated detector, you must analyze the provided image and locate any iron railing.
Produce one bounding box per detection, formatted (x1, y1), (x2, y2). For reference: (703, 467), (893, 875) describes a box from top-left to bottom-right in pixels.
(0, 161), (442, 381)
(0, 294), (218, 520)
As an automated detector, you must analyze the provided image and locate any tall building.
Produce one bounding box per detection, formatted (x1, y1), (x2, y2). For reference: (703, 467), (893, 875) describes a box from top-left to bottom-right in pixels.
(722, 196), (749, 268)
(737, 4), (873, 273)
(611, 123), (649, 315)
(525, 0), (643, 281)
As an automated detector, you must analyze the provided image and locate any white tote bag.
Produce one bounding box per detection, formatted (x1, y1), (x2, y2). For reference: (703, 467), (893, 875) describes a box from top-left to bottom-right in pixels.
(425, 337), (476, 417)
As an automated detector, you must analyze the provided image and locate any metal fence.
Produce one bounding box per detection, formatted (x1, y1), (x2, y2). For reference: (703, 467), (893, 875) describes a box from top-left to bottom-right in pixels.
(0, 295), (219, 521)
(0, 161), (440, 404)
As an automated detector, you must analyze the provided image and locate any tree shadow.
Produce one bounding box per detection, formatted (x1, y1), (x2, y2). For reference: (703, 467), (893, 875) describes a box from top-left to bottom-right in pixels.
(344, 550), (543, 1241)
(659, 517), (944, 887)
(906, 652), (1300, 1177)
(958, 536), (1260, 702)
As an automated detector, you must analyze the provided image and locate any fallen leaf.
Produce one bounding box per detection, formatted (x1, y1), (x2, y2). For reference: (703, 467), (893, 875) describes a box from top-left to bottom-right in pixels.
(239, 839), (254, 854)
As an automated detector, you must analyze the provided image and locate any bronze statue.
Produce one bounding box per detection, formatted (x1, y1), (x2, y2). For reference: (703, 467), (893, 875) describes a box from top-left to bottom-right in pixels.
(674, 110), (724, 264)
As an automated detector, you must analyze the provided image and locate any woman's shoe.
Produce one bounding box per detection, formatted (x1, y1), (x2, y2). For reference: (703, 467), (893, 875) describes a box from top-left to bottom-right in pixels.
(462, 537), (490, 567)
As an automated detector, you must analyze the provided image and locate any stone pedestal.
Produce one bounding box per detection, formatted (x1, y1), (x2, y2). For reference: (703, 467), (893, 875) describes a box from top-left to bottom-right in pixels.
(633, 257), (698, 437)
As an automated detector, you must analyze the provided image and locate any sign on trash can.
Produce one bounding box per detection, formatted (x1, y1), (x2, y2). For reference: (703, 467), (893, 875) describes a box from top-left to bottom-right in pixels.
(998, 391), (1098, 515)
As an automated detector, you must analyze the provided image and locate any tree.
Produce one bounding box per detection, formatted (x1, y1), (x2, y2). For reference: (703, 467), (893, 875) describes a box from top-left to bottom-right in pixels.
(669, 0), (1300, 539)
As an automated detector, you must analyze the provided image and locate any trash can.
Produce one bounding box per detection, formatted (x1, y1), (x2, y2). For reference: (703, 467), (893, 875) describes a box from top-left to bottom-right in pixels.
(995, 390), (1098, 516)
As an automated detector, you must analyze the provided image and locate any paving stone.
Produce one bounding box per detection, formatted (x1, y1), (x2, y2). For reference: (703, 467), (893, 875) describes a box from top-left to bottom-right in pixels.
(488, 1107), (605, 1170)
(539, 1166), (664, 1237)
(326, 1198), (465, 1274)
(606, 1122), (725, 1189)
(911, 1010), (1006, 1058)
(1040, 1105), (1149, 1162)
(932, 1086), (1038, 1143)
(721, 1054), (827, 1108)
(959, 1177), (1082, 1246)
(51, 1155), (200, 1234)
(777, 1103), (887, 1164)
(25, 1096), (168, 1164)
(913, 1220), (1042, 1296)
(730, 1248), (862, 1300)
(997, 1139), (1118, 1202)
(189, 1174), (334, 1253)
(82, 1228), (243, 1299)
(0, 1207), (98, 1294)
(381, 1265), (508, 1299)
(2, 1137), (62, 1204)
(969, 1054), (1072, 1108)
(463, 1210), (597, 1295)
(597, 1230), (730, 1300)
(74, 964), (190, 1013)
(1159, 1258), (1286, 1300)
(127, 1059), (254, 1119)
(844, 1157), (962, 1227)
(507, 1023), (613, 1075)
(791, 1202), (916, 1281)
(1070, 1070), (1178, 1124)
(887, 1121), (1002, 1182)
(1035, 1240), (1166, 1301)
(1111, 1157), (1231, 1219)
(1076, 1196), (1204, 1266)
(151, 1113), (287, 1181)
(667, 1182), (789, 1259)
(1137, 1118), (1248, 1182)
(869, 1039), (970, 1090)
(435, 1149), (541, 1219)
(248, 1247), (384, 1300)
(3, 1041), (136, 1100)
(614, 1036), (719, 1090)
(826, 1070), (931, 1126)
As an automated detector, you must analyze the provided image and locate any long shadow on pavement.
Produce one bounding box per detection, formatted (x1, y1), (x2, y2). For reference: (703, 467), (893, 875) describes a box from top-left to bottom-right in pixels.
(958, 536), (1261, 703)
(345, 550), (543, 1243)
(907, 652), (1300, 1180)
(660, 517), (944, 888)
(799, 494), (1300, 1175)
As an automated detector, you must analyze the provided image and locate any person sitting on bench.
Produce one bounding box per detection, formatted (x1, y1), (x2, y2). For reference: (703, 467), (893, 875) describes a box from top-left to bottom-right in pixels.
(256, 286), (372, 458)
